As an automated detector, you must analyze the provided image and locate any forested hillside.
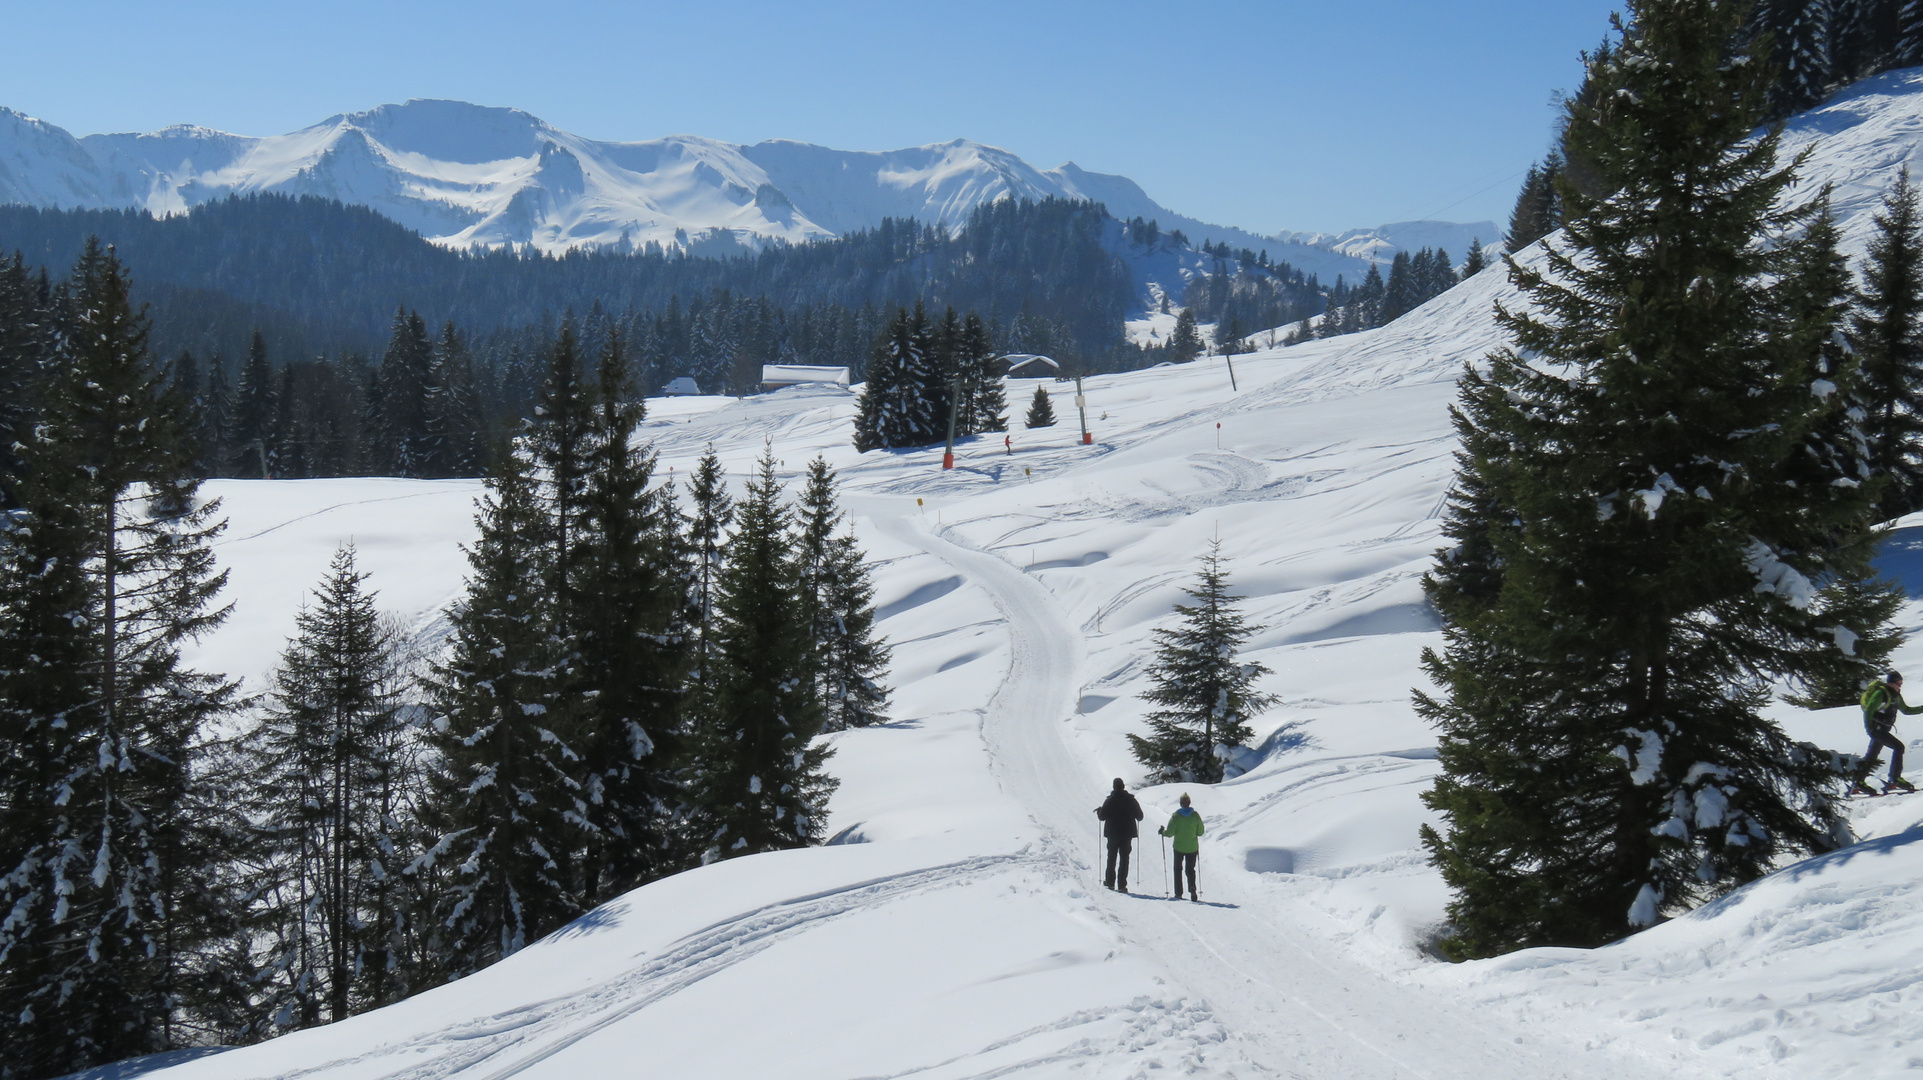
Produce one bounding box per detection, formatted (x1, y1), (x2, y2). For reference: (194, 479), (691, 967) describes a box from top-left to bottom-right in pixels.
(0, 195), (1164, 379)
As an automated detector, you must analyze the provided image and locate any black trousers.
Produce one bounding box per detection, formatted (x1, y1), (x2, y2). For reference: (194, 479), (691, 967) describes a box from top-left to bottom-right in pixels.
(1864, 726), (1905, 783)
(1104, 837), (1133, 887)
(1174, 850), (1198, 897)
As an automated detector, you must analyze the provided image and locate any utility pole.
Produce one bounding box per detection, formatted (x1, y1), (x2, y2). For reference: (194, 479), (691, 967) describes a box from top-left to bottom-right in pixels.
(1074, 375), (1091, 445)
(1224, 349), (1239, 392)
(942, 375), (961, 469)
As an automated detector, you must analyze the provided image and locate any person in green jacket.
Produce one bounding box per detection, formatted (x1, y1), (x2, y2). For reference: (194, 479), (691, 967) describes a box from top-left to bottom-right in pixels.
(1158, 793), (1204, 901)
(1857, 671), (1923, 794)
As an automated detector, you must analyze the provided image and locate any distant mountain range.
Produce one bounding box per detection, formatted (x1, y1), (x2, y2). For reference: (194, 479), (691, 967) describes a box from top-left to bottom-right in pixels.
(0, 99), (1498, 282)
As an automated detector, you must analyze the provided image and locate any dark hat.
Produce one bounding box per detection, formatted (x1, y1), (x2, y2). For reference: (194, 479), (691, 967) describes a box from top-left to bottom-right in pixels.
(1891, 671), (1905, 684)
(1112, 777), (1125, 791)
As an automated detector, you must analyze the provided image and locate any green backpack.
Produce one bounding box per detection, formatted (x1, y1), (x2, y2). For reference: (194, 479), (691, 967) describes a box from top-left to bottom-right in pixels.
(1864, 681), (1894, 725)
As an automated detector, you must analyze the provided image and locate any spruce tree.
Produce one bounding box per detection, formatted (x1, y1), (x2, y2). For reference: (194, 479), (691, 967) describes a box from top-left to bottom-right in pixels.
(417, 456), (582, 975)
(687, 446), (733, 692)
(530, 321), (595, 647)
(373, 308), (434, 476)
(1504, 155), (1564, 253)
(1126, 544), (1274, 783)
(1419, 0), (1880, 957)
(1753, 0), (1836, 111)
(201, 361), (234, 480)
(0, 253), (51, 505)
(1461, 238), (1489, 279)
(423, 321), (485, 478)
(230, 330), (276, 479)
(851, 306), (940, 450)
(1901, 0), (1923, 66)
(1169, 308), (1204, 364)
(0, 240), (238, 1078)
(1853, 169), (1923, 520)
(238, 546), (412, 1030)
(796, 457), (890, 732)
(573, 333), (691, 903)
(687, 448), (836, 860)
(958, 312), (1007, 434)
(1025, 385), (1057, 428)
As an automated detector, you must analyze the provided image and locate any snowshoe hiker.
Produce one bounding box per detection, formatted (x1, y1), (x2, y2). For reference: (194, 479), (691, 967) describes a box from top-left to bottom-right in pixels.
(1855, 671), (1922, 795)
(1158, 793), (1204, 901)
(1095, 778), (1143, 892)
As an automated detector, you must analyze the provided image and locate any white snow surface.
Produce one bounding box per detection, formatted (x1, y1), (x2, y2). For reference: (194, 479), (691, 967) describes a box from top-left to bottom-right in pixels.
(1, 98), (1482, 279)
(104, 65), (1923, 1080)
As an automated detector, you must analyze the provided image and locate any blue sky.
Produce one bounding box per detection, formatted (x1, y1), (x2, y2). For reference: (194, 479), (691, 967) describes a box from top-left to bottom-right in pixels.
(0, 0), (1622, 234)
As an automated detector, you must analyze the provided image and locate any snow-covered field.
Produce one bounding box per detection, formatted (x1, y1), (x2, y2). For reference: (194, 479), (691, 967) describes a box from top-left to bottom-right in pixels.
(125, 64), (1923, 1080)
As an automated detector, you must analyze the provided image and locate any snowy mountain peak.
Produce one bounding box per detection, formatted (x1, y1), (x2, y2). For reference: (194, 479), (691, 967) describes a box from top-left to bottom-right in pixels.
(0, 100), (1498, 278)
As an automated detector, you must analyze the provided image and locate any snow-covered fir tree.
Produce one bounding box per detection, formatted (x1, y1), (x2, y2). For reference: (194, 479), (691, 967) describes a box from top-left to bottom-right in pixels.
(0, 255), (51, 502)
(373, 308), (435, 476)
(687, 445), (733, 692)
(230, 330), (276, 479)
(1419, 0), (1888, 958)
(852, 304), (941, 450)
(1461, 238), (1489, 278)
(1504, 154), (1563, 254)
(796, 456), (890, 732)
(0, 241), (239, 1078)
(422, 321), (485, 478)
(1025, 384), (1057, 428)
(1168, 308), (1204, 363)
(1853, 169), (1923, 519)
(237, 545), (414, 1030)
(572, 333), (693, 902)
(417, 455), (583, 976)
(955, 312), (1007, 435)
(687, 448), (837, 859)
(1126, 543), (1274, 784)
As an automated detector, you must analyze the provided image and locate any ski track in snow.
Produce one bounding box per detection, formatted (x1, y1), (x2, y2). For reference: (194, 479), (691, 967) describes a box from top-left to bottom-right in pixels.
(881, 514), (1632, 1080)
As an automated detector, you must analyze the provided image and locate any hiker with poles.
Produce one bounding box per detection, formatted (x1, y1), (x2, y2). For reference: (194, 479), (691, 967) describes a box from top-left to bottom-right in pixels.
(1095, 778), (1143, 892)
(1158, 793), (1204, 902)
(1854, 670), (1923, 796)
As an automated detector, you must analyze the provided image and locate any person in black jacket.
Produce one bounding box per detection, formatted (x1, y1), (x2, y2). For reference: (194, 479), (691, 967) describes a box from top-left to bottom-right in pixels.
(1095, 778), (1144, 891)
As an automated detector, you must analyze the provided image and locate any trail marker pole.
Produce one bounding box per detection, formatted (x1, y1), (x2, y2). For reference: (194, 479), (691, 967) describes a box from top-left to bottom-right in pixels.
(942, 375), (960, 470)
(1216, 422), (1221, 449)
(1074, 375), (1091, 445)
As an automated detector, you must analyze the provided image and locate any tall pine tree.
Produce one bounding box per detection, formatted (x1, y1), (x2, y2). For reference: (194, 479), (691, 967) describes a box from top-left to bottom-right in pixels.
(417, 456), (582, 975)
(687, 447), (836, 860)
(573, 332), (692, 903)
(795, 456), (890, 732)
(1854, 169), (1923, 519)
(1420, 0), (1882, 957)
(237, 545), (413, 1030)
(0, 241), (238, 1078)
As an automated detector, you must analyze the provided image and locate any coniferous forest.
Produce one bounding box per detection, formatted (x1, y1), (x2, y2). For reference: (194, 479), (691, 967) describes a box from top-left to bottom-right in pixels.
(0, 242), (893, 1079)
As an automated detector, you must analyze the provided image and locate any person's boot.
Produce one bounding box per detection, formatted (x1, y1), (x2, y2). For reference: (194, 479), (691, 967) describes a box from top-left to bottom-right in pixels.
(1189, 891), (1198, 902)
(1890, 777), (1917, 794)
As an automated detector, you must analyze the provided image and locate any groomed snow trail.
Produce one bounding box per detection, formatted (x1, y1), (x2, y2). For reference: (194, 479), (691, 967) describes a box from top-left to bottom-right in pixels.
(879, 512), (1651, 1080)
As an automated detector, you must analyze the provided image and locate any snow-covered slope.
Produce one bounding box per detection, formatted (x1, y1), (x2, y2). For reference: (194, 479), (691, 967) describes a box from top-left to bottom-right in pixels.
(81, 64), (1923, 1080)
(0, 99), (1493, 275)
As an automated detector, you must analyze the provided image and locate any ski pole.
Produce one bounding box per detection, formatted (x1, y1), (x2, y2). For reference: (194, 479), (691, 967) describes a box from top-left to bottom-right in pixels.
(1162, 833), (1169, 896)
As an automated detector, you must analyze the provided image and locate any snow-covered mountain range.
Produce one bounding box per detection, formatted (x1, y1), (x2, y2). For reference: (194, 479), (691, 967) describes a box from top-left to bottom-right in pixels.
(0, 99), (1496, 279)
